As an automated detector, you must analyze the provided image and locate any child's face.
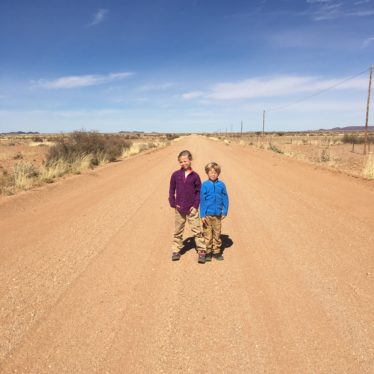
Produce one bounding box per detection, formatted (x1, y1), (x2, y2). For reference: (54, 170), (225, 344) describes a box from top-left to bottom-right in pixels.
(207, 169), (219, 181)
(179, 156), (192, 170)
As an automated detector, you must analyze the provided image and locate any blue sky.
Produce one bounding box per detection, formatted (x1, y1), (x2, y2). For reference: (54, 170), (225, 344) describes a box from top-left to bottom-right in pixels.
(0, 0), (373, 133)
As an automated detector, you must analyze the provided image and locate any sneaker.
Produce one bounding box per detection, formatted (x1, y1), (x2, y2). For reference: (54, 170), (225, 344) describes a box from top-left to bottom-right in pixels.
(172, 252), (181, 261)
(213, 253), (224, 261)
(198, 251), (206, 264)
(205, 252), (212, 262)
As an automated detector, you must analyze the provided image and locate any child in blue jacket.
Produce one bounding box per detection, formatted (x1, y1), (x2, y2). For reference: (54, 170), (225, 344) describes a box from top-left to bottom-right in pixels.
(200, 162), (229, 261)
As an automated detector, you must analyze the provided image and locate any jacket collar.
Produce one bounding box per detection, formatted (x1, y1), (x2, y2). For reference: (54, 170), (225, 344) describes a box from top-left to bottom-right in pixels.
(179, 167), (194, 175)
(208, 178), (219, 183)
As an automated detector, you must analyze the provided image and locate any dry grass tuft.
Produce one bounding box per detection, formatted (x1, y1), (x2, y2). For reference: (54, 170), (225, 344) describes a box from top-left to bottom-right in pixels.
(0, 170), (14, 195)
(122, 140), (167, 158)
(41, 154), (92, 180)
(362, 155), (374, 179)
(13, 161), (40, 190)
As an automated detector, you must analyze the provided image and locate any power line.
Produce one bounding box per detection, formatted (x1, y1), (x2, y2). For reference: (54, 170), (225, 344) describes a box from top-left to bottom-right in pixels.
(268, 67), (370, 113)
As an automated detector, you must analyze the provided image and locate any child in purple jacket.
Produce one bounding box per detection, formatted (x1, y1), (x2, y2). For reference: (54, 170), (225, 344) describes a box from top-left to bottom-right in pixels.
(169, 150), (206, 263)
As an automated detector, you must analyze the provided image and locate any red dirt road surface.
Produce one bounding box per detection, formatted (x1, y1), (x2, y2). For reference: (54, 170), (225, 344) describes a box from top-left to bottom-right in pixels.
(1, 135), (373, 373)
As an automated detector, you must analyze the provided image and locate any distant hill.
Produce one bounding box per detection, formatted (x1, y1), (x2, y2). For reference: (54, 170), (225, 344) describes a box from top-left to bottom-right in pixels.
(119, 131), (144, 134)
(318, 126), (374, 132)
(1, 131), (40, 135)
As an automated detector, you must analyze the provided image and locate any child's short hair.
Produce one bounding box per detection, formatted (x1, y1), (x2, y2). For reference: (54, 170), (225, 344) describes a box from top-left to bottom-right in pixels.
(178, 150), (192, 160)
(205, 162), (221, 175)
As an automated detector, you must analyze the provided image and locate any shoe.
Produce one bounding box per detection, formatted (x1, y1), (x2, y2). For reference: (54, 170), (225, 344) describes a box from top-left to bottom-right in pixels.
(172, 252), (181, 261)
(198, 251), (206, 264)
(205, 253), (212, 262)
(213, 253), (224, 261)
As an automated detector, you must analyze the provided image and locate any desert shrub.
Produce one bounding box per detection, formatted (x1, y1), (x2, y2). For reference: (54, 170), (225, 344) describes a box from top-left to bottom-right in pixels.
(268, 143), (283, 154)
(320, 147), (330, 162)
(342, 134), (362, 144)
(45, 131), (131, 167)
(13, 152), (23, 160)
(32, 136), (44, 142)
(166, 133), (179, 140)
(342, 133), (374, 144)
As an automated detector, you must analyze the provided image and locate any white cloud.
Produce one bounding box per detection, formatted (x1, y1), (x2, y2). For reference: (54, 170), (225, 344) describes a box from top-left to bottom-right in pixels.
(181, 91), (204, 100)
(183, 75), (367, 101)
(306, 0), (374, 20)
(89, 9), (109, 26)
(362, 36), (374, 47)
(210, 76), (367, 100)
(241, 99), (365, 113)
(33, 72), (134, 89)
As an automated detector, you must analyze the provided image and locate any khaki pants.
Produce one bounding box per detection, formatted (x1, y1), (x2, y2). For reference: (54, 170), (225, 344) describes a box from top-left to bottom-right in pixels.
(203, 215), (222, 254)
(172, 209), (206, 253)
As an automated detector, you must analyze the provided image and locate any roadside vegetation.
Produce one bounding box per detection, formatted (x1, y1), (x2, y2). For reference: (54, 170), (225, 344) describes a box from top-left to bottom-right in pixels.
(1, 131), (177, 196)
(210, 132), (374, 180)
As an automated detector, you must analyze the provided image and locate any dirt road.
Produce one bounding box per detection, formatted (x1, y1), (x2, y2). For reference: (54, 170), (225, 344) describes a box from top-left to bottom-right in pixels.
(1, 135), (373, 373)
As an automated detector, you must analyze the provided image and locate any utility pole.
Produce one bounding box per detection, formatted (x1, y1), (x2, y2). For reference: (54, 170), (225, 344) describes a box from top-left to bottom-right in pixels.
(240, 120), (243, 136)
(364, 64), (372, 155)
(262, 110), (266, 140)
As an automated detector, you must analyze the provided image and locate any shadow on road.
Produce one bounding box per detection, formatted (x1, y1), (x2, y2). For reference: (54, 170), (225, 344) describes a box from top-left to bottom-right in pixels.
(220, 234), (233, 254)
(180, 234), (234, 255)
(180, 237), (197, 255)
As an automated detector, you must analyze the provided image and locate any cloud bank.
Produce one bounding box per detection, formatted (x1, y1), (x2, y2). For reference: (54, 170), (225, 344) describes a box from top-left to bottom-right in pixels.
(33, 72), (134, 89)
(182, 75), (368, 101)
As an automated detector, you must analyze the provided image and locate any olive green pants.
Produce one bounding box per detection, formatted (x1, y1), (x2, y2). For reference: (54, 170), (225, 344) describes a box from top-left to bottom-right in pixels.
(172, 209), (206, 253)
(203, 215), (222, 254)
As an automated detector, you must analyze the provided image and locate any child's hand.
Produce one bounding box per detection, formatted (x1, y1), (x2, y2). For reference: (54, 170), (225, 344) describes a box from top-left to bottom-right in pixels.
(201, 217), (207, 225)
(190, 207), (197, 214)
(221, 215), (226, 220)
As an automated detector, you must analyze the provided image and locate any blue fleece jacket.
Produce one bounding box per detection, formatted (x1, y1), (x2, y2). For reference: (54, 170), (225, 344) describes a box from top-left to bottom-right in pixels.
(200, 179), (229, 218)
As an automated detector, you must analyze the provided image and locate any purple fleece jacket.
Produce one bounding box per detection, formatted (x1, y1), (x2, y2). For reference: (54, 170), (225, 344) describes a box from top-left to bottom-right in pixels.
(168, 169), (202, 214)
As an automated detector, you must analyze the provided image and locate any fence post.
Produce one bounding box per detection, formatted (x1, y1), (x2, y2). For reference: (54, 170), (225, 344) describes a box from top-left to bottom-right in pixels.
(364, 64), (372, 155)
